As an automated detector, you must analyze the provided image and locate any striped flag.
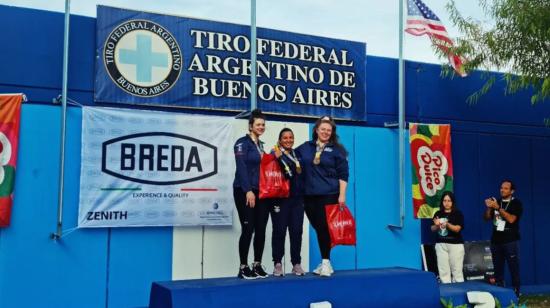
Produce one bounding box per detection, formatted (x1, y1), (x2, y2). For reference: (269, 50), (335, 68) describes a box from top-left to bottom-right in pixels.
(405, 0), (467, 77)
(0, 94), (23, 227)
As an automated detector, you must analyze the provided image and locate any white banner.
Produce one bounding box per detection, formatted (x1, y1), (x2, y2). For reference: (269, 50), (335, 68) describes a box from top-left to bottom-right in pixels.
(78, 107), (234, 227)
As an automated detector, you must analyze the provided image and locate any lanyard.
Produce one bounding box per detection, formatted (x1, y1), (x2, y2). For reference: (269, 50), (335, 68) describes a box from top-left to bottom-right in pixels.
(249, 134), (264, 156)
(282, 148), (301, 174)
(283, 149), (299, 165)
(314, 141), (326, 165)
(500, 197), (513, 211)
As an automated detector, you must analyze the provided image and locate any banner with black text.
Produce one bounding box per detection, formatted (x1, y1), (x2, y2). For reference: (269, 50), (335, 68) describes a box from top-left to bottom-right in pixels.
(95, 6), (366, 121)
(78, 107), (234, 227)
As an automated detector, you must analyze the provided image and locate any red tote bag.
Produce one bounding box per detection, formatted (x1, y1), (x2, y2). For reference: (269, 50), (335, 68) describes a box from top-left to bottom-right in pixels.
(259, 154), (290, 199)
(325, 204), (357, 247)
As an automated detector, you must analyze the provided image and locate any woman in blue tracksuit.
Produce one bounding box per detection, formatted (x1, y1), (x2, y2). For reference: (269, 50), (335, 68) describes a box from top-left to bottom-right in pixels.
(271, 128), (306, 277)
(296, 117), (349, 277)
(233, 109), (269, 279)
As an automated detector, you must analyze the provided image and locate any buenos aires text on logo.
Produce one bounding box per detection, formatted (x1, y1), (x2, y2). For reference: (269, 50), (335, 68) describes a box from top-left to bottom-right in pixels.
(103, 19), (182, 97)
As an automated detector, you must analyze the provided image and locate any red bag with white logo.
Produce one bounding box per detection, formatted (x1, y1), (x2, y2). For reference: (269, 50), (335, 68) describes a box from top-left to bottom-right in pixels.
(259, 154), (290, 199)
(325, 204), (356, 247)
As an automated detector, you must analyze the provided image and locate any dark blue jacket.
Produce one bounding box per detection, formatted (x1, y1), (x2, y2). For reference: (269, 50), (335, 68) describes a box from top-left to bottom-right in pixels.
(275, 149), (304, 197)
(296, 141), (349, 196)
(233, 135), (263, 192)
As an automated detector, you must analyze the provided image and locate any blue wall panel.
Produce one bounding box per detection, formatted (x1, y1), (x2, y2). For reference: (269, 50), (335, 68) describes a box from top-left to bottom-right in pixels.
(531, 139), (550, 284)
(0, 105), (174, 308)
(323, 126), (357, 270)
(108, 228), (173, 308)
(451, 133), (482, 242)
(0, 105), (108, 308)
(478, 135), (535, 285)
(412, 64), (548, 128)
(355, 128), (421, 269)
(0, 6), (95, 95)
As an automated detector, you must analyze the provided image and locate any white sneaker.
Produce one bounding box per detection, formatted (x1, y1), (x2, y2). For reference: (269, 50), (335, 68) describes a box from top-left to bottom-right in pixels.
(320, 260), (332, 277)
(327, 261), (334, 274)
(313, 259), (335, 275)
(313, 262), (323, 275)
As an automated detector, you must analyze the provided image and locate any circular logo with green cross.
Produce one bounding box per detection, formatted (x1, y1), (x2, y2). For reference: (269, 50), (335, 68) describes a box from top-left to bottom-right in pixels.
(103, 19), (182, 97)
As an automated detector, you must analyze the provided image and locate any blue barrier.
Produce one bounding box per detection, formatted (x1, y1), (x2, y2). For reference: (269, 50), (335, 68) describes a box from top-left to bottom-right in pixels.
(149, 267), (440, 308)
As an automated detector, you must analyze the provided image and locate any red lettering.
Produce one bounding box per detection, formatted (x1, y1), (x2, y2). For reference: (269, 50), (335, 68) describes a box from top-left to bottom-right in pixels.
(421, 153), (432, 164)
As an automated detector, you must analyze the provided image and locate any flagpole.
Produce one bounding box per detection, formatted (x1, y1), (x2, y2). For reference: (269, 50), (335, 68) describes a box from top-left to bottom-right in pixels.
(389, 0), (406, 230)
(250, 0), (257, 111)
(51, 0), (70, 240)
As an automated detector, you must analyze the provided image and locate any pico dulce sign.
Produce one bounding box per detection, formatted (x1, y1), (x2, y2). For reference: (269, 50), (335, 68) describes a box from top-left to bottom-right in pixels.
(409, 123), (454, 219)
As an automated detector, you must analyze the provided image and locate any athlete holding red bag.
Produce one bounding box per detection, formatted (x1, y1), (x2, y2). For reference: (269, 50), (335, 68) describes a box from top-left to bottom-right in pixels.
(296, 116), (352, 277)
(258, 153), (289, 199)
(325, 203), (356, 247)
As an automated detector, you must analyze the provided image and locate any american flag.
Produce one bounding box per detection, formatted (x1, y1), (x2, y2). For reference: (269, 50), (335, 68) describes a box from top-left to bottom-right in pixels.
(405, 0), (467, 77)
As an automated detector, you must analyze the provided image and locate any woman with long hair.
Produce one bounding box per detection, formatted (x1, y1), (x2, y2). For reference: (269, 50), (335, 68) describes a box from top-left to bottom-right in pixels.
(431, 191), (465, 283)
(271, 128), (306, 276)
(233, 109), (270, 279)
(296, 117), (349, 277)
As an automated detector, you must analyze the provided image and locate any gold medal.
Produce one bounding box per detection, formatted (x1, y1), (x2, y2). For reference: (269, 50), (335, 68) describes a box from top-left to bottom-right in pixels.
(296, 163), (302, 174)
(314, 140), (325, 165)
(313, 152), (321, 165)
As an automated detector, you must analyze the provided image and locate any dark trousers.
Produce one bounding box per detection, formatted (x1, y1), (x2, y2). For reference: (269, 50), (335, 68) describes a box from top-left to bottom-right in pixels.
(491, 241), (520, 293)
(234, 188), (270, 265)
(270, 196), (304, 265)
(304, 194), (339, 260)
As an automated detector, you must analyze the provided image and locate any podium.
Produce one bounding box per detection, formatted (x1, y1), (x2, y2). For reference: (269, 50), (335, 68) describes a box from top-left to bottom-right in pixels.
(149, 267), (441, 308)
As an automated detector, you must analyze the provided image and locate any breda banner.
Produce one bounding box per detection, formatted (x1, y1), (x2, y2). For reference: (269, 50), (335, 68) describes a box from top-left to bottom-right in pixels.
(78, 107), (234, 227)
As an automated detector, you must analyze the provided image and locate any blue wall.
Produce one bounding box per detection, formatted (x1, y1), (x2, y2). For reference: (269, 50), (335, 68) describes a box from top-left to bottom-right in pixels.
(1, 4), (550, 308)
(0, 105), (172, 308)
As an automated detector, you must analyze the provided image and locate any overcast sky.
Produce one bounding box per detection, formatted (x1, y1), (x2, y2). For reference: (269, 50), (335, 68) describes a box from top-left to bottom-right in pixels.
(0, 0), (487, 64)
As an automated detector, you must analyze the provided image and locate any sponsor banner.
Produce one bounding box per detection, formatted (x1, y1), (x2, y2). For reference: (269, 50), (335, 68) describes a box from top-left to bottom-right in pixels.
(0, 94), (23, 227)
(409, 123), (453, 219)
(78, 107), (234, 227)
(463, 241), (495, 282)
(95, 6), (366, 121)
(422, 241), (494, 282)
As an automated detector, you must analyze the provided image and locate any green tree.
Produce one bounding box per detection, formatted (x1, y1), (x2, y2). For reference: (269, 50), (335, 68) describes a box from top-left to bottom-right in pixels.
(440, 0), (550, 105)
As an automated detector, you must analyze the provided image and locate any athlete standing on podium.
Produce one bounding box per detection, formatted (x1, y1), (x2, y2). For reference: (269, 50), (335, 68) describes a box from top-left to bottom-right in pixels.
(233, 109), (270, 279)
(296, 116), (349, 277)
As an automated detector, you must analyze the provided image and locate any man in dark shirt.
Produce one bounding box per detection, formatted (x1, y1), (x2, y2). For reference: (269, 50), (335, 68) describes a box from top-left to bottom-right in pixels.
(484, 180), (523, 297)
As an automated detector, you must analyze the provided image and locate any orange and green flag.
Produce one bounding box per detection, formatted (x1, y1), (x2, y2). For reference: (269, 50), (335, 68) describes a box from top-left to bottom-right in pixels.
(409, 123), (453, 219)
(0, 94), (23, 227)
